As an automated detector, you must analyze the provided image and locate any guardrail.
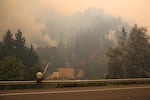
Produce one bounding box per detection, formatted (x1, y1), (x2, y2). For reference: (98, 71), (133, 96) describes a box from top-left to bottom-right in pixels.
(1, 78), (150, 86)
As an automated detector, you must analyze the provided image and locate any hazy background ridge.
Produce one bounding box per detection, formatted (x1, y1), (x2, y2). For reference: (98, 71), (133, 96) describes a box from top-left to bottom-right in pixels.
(0, 0), (149, 47)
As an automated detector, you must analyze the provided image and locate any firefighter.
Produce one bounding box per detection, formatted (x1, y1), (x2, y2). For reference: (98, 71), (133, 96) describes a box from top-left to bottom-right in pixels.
(36, 71), (43, 87)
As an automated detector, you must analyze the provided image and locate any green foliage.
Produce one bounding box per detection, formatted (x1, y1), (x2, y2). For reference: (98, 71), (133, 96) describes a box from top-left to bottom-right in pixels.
(0, 56), (24, 80)
(1, 30), (15, 58)
(14, 30), (26, 58)
(106, 25), (150, 78)
(24, 44), (41, 80)
(127, 25), (150, 77)
(0, 30), (41, 80)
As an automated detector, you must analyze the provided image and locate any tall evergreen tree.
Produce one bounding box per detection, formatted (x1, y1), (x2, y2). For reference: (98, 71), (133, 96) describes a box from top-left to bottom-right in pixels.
(14, 30), (26, 59)
(118, 28), (128, 77)
(0, 29), (41, 80)
(106, 25), (150, 78)
(2, 30), (14, 57)
(127, 25), (150, 77)
(24, 44), (41, 80)
(106, 28), (128, 78)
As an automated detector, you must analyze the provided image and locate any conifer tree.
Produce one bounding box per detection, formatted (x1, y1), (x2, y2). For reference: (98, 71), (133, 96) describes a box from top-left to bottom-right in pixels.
(14, 30), (26, 59)
(127, 25), (150, 77)
(2, 30), (14, 57)
(106, 25), (150, 78)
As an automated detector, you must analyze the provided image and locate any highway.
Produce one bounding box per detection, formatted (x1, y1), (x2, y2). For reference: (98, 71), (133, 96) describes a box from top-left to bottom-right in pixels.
(0, 84), (150, 100)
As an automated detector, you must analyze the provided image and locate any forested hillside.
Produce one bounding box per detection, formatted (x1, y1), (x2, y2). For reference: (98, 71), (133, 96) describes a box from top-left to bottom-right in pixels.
(0, 30), (41, 80)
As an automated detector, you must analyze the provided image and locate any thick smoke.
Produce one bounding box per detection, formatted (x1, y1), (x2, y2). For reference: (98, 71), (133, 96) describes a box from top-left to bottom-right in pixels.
(0, 0), (57, 47)
(0, 0), (128, 47)
(37, 8), (129, 45)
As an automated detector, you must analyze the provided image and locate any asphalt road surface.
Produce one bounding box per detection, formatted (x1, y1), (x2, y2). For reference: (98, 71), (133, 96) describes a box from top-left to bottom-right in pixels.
(0, 84), (150, 100)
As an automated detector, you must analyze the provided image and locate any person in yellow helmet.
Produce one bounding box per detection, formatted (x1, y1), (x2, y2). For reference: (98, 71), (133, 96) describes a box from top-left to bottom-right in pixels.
(36, 71), (43, 87)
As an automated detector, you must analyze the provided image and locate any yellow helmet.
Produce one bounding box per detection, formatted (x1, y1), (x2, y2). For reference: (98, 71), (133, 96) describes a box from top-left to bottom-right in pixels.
(36, 72), (43, 79)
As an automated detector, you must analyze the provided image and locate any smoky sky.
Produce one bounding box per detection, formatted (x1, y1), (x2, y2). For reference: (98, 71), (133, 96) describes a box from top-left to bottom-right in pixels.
(0, 0), (144, 47)
(0, 0), (58, 47)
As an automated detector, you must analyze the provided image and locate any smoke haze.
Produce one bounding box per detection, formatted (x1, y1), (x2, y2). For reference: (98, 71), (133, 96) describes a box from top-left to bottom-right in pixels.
(0, 0), (149, 47)
(0, 0), (57, 47)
